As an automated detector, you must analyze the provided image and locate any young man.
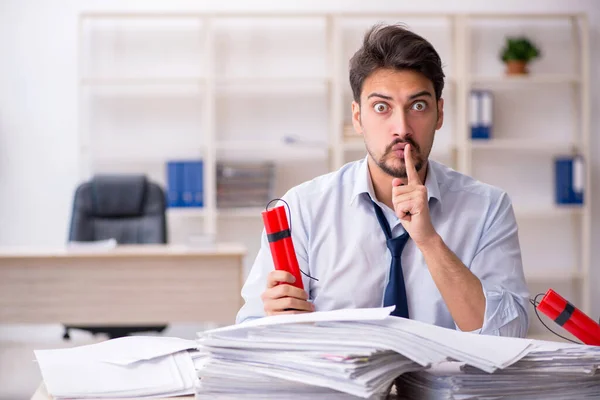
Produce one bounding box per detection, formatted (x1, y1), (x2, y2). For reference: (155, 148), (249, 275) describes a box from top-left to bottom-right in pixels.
(236, 24), (529, 336)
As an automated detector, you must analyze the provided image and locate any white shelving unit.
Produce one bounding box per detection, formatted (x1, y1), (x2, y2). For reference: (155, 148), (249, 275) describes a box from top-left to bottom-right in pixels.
(77, 11), (590, 313)
(460, 14), (591, 315)
(470, 74), (581, 84)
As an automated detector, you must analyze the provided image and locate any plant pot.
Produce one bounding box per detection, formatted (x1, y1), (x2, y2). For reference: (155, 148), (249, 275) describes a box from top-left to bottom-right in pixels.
(505, 60), (528, 75)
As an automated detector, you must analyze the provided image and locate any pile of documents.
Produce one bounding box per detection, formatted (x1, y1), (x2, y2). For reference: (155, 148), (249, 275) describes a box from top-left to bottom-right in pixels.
(34, 307), (600, 399)
(194, 307), (545, 399)
(396, 342), (600, 399)
(34, 336), (201, 399)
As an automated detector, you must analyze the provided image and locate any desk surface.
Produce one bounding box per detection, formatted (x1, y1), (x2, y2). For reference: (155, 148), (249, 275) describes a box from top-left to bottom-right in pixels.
(32, 383), (401, 400)
(0, 243), (246, 324)
(31, 384), (193, 400)
(0, 243), (246, 259)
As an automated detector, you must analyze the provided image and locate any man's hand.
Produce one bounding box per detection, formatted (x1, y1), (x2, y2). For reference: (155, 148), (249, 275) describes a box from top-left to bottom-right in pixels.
(392, 143), (438, 247)
(261, 270), (314, 316)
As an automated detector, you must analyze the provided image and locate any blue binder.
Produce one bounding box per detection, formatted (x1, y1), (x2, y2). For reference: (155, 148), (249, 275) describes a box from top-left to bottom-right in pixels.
(555, 156), (584, 205)
(470, 90), (493, 139)
(179, 160), (203, 208)
(166, 160), (203, 208)
(190, 160), (204, 208)
(166, 161), (183, 207)
(181, 161), (194, 207)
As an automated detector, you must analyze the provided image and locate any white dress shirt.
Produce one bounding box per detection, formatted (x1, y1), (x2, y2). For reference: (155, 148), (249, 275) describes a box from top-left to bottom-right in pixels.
(236, 156), (530, 337)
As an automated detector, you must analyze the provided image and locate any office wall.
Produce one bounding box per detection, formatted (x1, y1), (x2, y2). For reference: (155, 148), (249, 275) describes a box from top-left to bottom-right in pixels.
(0, 0), (599, 312)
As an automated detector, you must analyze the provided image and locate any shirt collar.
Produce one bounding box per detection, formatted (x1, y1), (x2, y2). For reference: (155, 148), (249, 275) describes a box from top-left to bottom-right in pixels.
(350, 155), (443, 207)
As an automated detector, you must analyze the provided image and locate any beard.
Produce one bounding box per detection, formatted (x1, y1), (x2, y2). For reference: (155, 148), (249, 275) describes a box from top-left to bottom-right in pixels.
(367, 137), (425, 179)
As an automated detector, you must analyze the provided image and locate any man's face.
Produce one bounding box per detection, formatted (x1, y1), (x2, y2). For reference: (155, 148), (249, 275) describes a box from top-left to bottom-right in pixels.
(351, 68), (444, 179)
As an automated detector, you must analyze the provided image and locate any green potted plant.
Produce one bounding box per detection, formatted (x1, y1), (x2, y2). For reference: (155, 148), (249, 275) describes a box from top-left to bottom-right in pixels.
(500, 36), (541, 75)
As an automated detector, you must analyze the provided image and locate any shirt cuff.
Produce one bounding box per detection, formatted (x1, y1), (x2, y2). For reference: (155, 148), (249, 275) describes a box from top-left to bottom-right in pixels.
(456, 281), (526, 337)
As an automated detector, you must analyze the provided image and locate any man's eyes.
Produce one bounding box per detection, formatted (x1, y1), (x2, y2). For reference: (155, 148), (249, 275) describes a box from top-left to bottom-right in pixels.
(411, 100), (427, 111)
(373, 102), (389, 113)
(372, 100), (428, 113)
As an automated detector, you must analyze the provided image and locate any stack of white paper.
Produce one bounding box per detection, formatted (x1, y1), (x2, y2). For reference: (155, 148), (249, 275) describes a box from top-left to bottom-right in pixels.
(198, 348), (418, 399)
(196, 307), (414, 399)
(34, 336), (200, 399)
(394, 340), (600, 399)
(195, 307), (537, 399)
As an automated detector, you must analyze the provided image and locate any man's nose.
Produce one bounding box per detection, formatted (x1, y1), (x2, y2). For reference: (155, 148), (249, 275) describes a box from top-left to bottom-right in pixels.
(390, 110), (411, 139)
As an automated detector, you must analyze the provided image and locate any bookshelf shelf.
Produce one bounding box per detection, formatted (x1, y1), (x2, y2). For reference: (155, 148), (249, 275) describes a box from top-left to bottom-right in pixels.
(215, 78), (330, 95)
(90, 145), (206, 164)
(341, 139), (364, 151)
(216, 141), (329, 161)
(524, 267), (583, 282)
(166, 208), (274, 223)
(80, 78), (206, 86)
(166, 207), (207, 217)
(217, 207), (264, 218)
(216, 77), (330, 84)
(469, 139), (578, 152)
(470, 74), (580, 85)
(514, 205), (584, 218)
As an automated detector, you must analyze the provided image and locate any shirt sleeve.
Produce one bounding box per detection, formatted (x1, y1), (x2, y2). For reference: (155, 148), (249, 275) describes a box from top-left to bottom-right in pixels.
(461, 191), (530, 337)
(235, 190), (311, 324)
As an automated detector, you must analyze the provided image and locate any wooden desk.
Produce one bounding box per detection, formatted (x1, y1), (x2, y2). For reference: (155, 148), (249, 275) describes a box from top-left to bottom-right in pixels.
(0, 244), (245, 325)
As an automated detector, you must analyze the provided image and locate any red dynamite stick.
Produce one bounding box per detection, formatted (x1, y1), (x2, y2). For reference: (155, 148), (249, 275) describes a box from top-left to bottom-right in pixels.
(537, 289), (600, 346)
(262, 205), (304, 290)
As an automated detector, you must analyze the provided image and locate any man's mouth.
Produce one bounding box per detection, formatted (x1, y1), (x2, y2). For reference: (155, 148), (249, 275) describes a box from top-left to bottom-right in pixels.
(390, 142), (407, 159)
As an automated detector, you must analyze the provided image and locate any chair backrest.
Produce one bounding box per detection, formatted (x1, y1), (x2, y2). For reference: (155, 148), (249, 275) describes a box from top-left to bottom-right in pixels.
(68, 174), (167, 244)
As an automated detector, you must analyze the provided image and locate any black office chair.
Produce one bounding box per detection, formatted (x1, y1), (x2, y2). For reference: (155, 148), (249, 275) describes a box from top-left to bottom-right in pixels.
(63, 174), (168, 340)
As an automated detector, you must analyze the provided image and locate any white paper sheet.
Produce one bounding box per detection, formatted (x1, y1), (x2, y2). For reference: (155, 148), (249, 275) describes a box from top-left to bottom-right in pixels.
(206, 306), (395, 334)
(34, 336), (198, 399)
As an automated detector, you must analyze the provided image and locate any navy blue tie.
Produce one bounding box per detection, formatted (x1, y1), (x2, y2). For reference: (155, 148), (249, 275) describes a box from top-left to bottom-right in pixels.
(371, 200), (410, 318)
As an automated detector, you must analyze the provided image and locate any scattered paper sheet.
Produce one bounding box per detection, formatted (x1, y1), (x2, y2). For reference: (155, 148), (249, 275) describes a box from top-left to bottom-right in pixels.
(34, 337), (198, 399)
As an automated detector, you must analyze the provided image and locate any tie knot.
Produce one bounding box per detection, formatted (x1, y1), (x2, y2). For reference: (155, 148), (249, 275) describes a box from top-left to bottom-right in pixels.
(386, 233), (409, 257)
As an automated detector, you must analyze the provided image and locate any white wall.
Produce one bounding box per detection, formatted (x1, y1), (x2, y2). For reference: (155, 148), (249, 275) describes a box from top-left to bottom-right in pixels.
(1, 0), (599, 311)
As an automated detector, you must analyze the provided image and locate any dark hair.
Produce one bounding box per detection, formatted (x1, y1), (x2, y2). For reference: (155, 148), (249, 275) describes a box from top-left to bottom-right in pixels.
(349, 24), (445, 103)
